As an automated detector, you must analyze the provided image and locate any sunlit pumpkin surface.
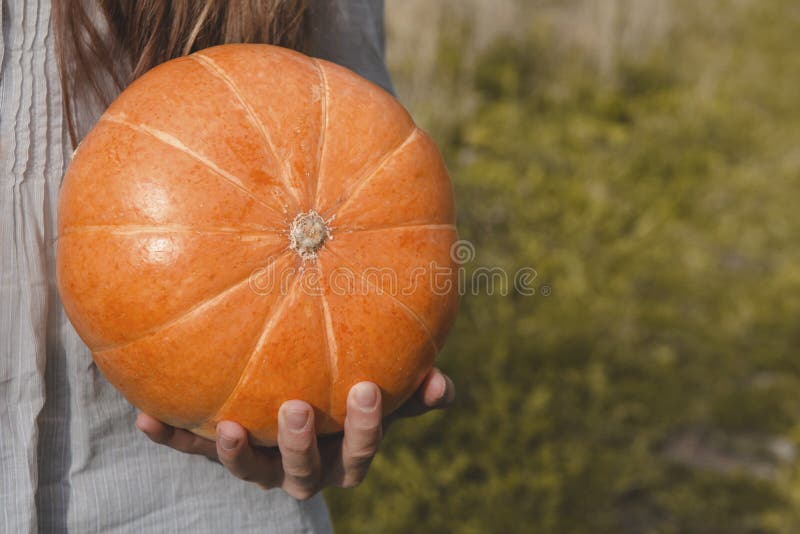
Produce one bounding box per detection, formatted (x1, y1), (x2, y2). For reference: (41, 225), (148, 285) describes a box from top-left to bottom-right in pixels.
(56, 44), (459, 446)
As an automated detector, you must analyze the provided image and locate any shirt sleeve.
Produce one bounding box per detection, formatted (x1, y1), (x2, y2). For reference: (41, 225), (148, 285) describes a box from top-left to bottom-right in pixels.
(309, 0), (396, 95)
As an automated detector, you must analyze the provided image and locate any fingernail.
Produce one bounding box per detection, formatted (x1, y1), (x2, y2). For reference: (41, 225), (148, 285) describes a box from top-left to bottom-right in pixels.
(431, 372), (447, 401)
(353, 382), (379, 412)
(219, 434), (238, 451)
(284, 407), (309, 431)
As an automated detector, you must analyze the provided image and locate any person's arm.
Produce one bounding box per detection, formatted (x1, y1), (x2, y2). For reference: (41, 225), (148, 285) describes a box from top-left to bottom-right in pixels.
(309, 0), (395, 94)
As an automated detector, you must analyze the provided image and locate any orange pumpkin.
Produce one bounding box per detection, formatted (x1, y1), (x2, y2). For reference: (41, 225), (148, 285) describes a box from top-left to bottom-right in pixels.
(56, 44), (459, 446)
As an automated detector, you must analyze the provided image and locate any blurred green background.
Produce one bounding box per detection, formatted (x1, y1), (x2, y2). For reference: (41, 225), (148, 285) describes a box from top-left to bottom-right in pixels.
(325, 1), (800, 532)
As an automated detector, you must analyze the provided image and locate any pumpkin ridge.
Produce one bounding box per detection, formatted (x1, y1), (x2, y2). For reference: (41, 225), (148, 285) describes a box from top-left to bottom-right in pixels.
(92, 245), (288, 354)
(310, 58), (329, 208)
(60, 225), (285, 236)
(102, 114), (288, 220)
(321, 245), (440, 353)
(318, 291), (340, 420)
(324, 126), (419, 220)
(195, 269), (302, 432)
(190, 53), (303, 210)
(336, 223), (458, 235)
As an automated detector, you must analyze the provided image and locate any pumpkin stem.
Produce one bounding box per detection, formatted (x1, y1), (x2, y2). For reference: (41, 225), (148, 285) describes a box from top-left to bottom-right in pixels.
(289, 210), (329, 260)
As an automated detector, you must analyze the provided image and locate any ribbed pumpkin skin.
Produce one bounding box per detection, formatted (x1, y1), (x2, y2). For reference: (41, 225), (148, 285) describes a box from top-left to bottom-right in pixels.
(56, 44), (459, 446)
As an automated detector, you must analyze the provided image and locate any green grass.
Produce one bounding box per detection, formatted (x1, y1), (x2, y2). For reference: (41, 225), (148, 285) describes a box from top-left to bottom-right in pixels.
(327, 1), (800, 532)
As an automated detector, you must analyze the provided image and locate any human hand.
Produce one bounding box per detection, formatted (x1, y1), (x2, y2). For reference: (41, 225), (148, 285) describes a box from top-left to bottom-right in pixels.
(135, 367), (455, 500)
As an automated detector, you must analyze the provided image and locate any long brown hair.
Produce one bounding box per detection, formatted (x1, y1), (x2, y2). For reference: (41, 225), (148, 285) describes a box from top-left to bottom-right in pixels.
(54, 0), (312, 145)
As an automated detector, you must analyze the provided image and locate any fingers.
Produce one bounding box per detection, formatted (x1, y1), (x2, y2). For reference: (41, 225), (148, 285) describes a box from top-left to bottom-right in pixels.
(138, 373), (447, 498)
(277, 401), (321, 500)
(339, 382), (383, 488)
(136, 413), (218, 461)
(421, 368), (456, 408)
(388, 368), (456, 422)
(135, 412), (172, 442)
(215, 421), (283, 489)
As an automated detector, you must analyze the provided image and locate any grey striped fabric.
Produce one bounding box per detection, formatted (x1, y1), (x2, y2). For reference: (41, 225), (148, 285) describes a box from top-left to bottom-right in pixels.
(0, 1), (392, 532)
